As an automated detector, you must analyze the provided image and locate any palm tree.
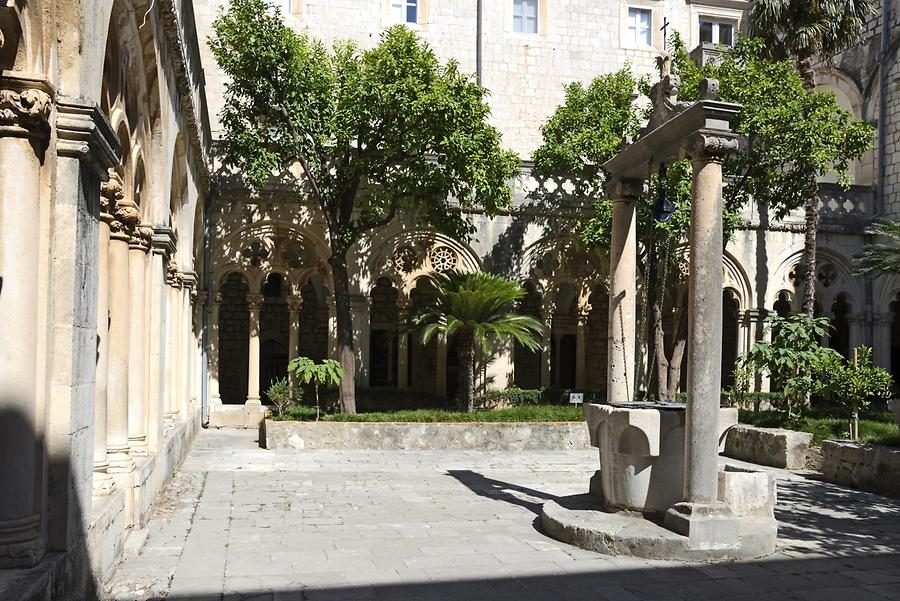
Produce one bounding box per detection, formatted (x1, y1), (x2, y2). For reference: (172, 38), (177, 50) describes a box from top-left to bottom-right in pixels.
(748, 0), (876, 316)
(411, 270), (544, 412)
(854, 219), (900, 275)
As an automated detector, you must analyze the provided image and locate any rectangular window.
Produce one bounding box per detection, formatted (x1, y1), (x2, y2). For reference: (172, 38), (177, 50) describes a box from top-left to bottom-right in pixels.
(513, 0), (538, 34)
(627, 7), (652, 47)
(699, 18), (736, 46)
(391, 0), (418, 24)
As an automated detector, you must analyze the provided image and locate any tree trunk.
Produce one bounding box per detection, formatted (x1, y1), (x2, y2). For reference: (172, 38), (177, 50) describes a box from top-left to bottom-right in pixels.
(653, 294), (669, 400)
(802, 194), (820, 317)
(796, 48), (817, 91)
(329, 252), (357, 414)
(666, 304), (689, 401)
(457, 332), (477, 412)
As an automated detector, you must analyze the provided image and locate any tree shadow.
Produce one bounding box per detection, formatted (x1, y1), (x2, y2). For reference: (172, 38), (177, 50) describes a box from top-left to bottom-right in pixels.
(446, 469), (558, 515)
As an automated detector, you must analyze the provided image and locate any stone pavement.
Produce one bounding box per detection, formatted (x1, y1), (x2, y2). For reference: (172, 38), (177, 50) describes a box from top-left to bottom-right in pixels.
(105, 429), (900, 601)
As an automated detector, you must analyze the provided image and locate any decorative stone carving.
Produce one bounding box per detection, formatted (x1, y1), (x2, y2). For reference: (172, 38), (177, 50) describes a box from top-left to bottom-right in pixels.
(166, 259), (182, 288)
(286, 295), (303, 313)
(242, 239), (269, 267)
(392, 246), (419, 274)
(681, 132), (741, 162)
(100, 169), (124, 223)
(817, 263), (837, 288)
(428, 246), (457, 272)
(280, 240), (307, 269)
(0, 85), (52, 135)
(246, 293), (264, 311)
(604, 178), (645, 202)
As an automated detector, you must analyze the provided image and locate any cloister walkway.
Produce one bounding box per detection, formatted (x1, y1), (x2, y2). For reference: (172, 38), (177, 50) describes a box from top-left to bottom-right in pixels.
(106, 429), (900, 601)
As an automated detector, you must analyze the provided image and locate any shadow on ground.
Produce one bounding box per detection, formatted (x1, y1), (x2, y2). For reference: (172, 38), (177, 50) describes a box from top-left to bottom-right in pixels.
(133, 552), (900, 600)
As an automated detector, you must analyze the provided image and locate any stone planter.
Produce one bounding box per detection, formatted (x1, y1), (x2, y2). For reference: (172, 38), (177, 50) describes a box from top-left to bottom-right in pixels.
(822, 440), (900, 498)
(582, 403), (738, 513)
(724, 424), (812, 470)
(264, 420), (590, 451)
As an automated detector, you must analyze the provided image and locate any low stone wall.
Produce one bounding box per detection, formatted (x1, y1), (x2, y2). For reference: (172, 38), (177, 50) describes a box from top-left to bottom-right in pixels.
(265, 420), (590, 451)
(822, 440), (900, 498)
(723, 424), (812, 470)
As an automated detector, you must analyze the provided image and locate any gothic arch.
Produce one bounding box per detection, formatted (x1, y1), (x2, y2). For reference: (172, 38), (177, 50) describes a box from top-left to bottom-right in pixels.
(816, 69), (874, 183)
(722, 251), (752, 311)
(369, 230), (482, 297)
(0, 0), (43, 72)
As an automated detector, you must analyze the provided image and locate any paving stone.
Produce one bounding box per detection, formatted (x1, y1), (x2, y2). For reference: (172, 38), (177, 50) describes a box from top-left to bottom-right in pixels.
(104, 429), (900, 601)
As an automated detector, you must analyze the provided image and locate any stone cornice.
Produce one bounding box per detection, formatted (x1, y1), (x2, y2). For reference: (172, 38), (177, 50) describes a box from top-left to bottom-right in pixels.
(0, 71), (53, 142)
(55, 96), (120, 177)
(157, 0), (210, 184)
(180, 271), (198, 289)
(152, 226), (177, 256)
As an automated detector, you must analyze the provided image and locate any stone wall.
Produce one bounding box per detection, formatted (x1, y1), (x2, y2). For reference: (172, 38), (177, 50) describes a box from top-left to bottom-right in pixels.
(724, 424), (813, 470)
(821, 440), (900, 498)
(265, 419), (590, 450)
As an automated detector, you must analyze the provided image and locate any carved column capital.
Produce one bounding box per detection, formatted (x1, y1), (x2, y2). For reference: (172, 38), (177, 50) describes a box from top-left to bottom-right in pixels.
(286, 295), (303, 313)
(166, 259), (182, 287)
(246, 293), (264, 311)
(213, 292), (224, 307)
(129, 224), (153, 252)
(604, 177), (645, 203)
(0, 75), (52, 142)
(100, 168), (124, 224)
(151, 226), (177, 257)
(680, 132), (740, 163)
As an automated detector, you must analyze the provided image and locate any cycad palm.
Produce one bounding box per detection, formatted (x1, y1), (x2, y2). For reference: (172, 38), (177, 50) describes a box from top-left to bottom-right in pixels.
(854, 219), (900, 275)
(412, 270), (544, 412)
(748, 0), (876, 318)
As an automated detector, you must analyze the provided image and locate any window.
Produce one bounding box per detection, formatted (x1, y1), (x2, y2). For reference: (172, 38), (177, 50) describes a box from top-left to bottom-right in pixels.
(513, 0), (538, 34)
(391, 0), (418, 24)
(627, 7), (652, 47)
(699, 18), (735, 46)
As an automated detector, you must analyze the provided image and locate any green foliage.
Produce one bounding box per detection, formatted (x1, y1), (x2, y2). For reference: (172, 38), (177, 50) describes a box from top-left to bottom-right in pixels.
(738, 409), (899, 447)
(210, 0), (520, 248)
(748, 0), (877, 68)
(736, 314), (841, 418)
(532, 68), (641, 184)
(288, 356), (343, 419)
(274, 405), (585, 423)
(411, 270), (544, 354)
(820, 346), (894, 416)
(265, 377), (300, 416)
(672, 35), (875, 218)
(854, 219), (900, 275)
(289, 357), (343, 388)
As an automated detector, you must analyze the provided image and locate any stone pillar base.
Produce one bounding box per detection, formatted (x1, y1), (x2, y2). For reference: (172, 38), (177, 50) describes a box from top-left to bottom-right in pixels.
(106, 450), (134, 474)
(245, 398), (262, 409)
(127, 439), (148, 456)
(0, 515), (44, 568)
(664, 502), (739, 548)
(92, 468), (116, 496)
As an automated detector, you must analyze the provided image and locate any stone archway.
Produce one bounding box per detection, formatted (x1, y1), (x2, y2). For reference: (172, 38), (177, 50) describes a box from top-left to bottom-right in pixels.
(369, 277), (400, 387)
(514, 282), (543, 389)
(218, 272), (250, 404)
(721, 289), (741, 388)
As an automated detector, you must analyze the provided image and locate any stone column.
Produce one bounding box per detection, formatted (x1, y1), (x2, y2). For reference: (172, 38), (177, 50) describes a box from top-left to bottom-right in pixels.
(326, 297), (338, 360)
(436, 333), (448, 397)
(246, 293), (264, 407)
(287, 294), (302, 396)
(352, 296), (370, 386)
(209, 292), (223, 406)
(127, 226), (152, 455)
(165, 261), (182, 424)
(180, 275), (197, 419)
(848, 314), (865, 353)
(397, 298), (410, 389)
(575, 306), (589, 389)
(744, 309), (769, 392)
(540, 302), (553, 387)
(107, 174), (139, 474)
(606, 178), (643, 403)
(874, 313), (895, 370)
(681, 134), (738, 505)
(0, 77), (52, 567)
(92, 175), (118, 495)
(148, 229), (174, 449)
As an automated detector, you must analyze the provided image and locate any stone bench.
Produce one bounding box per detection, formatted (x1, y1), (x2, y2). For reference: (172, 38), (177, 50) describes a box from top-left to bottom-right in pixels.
(264, 420), (590, 451)
(724, 424), (812, 470)
(822, 440), (900, 498)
